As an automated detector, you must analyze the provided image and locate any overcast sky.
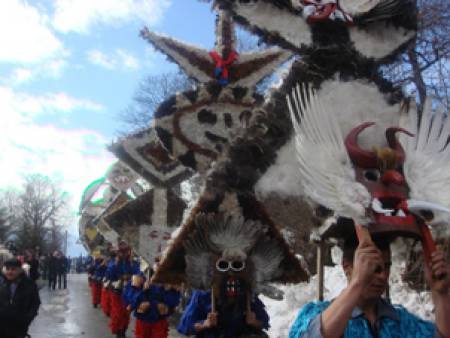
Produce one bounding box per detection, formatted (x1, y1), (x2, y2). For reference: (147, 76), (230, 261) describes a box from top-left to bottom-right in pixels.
(0, 0), (218, 255)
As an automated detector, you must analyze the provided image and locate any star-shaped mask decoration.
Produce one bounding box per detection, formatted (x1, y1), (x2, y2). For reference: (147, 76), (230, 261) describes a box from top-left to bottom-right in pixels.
(141, 9), (292, 173)
(211, 0), (416, 61)
(104, 187), (187, 265)
(109, 128), (192, 187)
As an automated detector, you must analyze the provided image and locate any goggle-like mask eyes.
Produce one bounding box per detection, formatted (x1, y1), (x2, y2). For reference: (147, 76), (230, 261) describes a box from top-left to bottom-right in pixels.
(215, 259), (246, 272)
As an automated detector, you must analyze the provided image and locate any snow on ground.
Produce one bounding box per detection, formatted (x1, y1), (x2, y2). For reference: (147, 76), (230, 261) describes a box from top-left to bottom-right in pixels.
(263, 240), (435, 337)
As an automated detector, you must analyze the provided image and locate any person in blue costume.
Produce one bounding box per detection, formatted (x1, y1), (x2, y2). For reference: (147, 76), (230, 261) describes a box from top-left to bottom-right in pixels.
(288, 236), (450, 338)
(108, 241), (141, 338)
(101, 251), (117, 317)
(123, 273), (145, 312)
(90, 256), (107, 308)
(133, 282), (181, 338)
(177, 278), (270, 338)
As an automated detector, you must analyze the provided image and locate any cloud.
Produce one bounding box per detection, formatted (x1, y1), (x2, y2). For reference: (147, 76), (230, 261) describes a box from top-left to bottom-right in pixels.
(116, 49), (140, 69)
(1, 87), (103, 121)
(52, 0), (171, 34)
(9, 58), (68, 85)
(87, 50), (115, 69)
(0, 86), (114, 240)
(0, 0), (64, 64)
(87, 49), (140, 70)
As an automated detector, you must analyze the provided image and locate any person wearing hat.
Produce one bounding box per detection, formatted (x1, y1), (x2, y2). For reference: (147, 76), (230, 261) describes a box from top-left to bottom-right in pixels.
(107, 241), (140, 338)
(288, 236), (450, 338)
(0, 258), (41, 338)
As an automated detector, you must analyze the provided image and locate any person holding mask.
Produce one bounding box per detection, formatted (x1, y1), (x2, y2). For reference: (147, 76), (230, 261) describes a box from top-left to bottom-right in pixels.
(288, 236), (450, 338)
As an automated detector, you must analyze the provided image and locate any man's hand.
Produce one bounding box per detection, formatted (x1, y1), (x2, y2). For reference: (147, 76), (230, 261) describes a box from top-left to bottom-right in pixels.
(143, 280), (151, 290)
(350, 242), (384, 289)
(137, 301), (151, 313)
(126, 305), (132, 312)
(204, 312), (218, 329)
(426, 248), (450, 338)
(425, 249), (449, 295)
(157, 303), (169, 315)
(246, 311), (262, 328)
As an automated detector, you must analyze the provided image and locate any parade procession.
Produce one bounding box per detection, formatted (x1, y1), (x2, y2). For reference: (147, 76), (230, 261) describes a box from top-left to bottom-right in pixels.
(73, 1), (450, 338)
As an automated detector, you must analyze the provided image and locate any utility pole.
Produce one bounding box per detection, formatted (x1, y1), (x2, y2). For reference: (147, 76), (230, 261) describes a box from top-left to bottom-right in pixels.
(64, 230), (68, 256)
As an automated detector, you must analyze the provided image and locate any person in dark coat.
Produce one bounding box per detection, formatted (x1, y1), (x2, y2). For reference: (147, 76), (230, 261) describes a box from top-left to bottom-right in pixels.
(55, 252), (68, 289)
(47, 252), (58, 290)
(0, 258), (41, 338)
(24, 250), (40, 282)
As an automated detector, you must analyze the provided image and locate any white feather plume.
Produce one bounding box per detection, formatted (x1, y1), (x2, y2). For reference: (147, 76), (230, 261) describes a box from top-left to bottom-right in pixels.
(287, 83), (371, 224)
(400, 98), (450, 226)
(249, 237), (284, 294)
(185, 228), (215, 289)
(195, 213), (264, 256)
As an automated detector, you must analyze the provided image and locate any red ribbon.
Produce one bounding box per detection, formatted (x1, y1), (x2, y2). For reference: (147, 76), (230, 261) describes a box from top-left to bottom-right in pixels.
(306, 3), (337, 23)
(209, 50), (239, 81)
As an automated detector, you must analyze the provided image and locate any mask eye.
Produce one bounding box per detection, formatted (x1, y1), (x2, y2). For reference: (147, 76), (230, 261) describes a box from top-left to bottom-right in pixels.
(216, 259), (229, 272)
(231, 260), (245, 272)
(363, 170), (380, 182)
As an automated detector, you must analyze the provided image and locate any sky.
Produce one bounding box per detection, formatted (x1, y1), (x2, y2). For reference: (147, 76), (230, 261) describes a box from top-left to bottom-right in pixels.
(0, 0), (218, 256)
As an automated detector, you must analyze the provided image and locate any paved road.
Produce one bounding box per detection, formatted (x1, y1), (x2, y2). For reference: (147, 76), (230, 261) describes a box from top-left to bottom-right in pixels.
(29, 274), (183, 338)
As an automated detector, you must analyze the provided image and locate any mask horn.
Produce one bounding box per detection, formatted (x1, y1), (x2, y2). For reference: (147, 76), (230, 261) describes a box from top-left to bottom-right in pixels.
(345, 122), (378, 168)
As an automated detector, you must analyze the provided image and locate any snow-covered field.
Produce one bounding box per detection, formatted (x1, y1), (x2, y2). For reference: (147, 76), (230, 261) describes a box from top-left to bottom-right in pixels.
(263, 240), (435, 337)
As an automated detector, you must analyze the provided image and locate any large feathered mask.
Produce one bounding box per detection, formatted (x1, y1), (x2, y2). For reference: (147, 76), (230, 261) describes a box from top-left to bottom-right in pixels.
(289, 83), (450, 259)
(184, 212), (284, 296)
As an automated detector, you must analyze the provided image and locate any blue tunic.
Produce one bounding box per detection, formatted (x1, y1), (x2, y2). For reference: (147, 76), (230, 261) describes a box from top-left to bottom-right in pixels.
(177, 290), (269, 338)
(93, 262), (106, 281)
(122, 280), (143, 307)
(104, 259), (115, 281)
(133, 285), (181, 323)
(288, 300), (440, 338)
(107, 259), (140, 282)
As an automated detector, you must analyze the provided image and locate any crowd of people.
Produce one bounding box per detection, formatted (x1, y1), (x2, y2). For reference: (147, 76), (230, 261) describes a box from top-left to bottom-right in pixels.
(87, 241), (181, 338)
(0, 234), (448, 338)
(0, 245), (86, 338)
(86, 237), (449, 338)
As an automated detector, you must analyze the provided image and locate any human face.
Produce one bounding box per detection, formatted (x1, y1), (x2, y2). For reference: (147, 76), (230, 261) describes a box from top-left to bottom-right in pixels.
(346, 249), (392, 301)
(4, 266), (22, 281)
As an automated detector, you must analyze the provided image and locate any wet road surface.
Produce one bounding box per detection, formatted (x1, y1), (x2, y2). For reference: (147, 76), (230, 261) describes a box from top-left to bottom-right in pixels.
(29, 274), (183, 338)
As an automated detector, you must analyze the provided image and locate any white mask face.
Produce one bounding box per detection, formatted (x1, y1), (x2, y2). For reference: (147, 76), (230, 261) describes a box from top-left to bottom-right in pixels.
(139, 224), (172, 264)
(106, 162), (138, 192)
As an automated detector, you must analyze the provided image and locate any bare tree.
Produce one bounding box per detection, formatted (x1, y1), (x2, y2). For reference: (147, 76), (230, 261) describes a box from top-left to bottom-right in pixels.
(0, 207), (11, 243)
(383, 0), (450, 110)
(1, 174), (69, 253)
(119, 72), (193, 133)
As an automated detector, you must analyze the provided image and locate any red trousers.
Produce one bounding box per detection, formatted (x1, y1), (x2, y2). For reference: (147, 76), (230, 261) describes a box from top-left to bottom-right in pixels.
(101, 287), (111, 316)
(90, 282), (102, 306)
(135, 319), (169, 338)
(109, 291), (130, 334)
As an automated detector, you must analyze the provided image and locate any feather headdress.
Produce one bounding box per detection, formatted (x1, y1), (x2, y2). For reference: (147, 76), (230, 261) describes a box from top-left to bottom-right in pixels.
(288, 83), (450, 241)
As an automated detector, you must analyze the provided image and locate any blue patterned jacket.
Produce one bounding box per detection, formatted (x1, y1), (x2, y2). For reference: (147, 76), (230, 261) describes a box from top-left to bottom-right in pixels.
(288, 299), (440, 338)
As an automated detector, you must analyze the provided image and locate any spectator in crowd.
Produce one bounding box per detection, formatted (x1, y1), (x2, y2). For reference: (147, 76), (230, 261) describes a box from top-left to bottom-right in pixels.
(48, 251), (59, 290)
(41, 253), (51, 281)
(24, 250), (40, 282)
(0, 258), (41, 338)
(55, 251), (68, 289)
(66, 256), (72, 274)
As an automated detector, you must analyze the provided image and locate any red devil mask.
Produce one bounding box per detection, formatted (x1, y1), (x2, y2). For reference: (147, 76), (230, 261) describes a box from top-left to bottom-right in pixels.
(344, 123), (422, 238)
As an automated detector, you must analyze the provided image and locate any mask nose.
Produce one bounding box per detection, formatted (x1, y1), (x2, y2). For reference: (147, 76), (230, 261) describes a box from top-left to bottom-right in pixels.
(381, 170), (405, 186)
